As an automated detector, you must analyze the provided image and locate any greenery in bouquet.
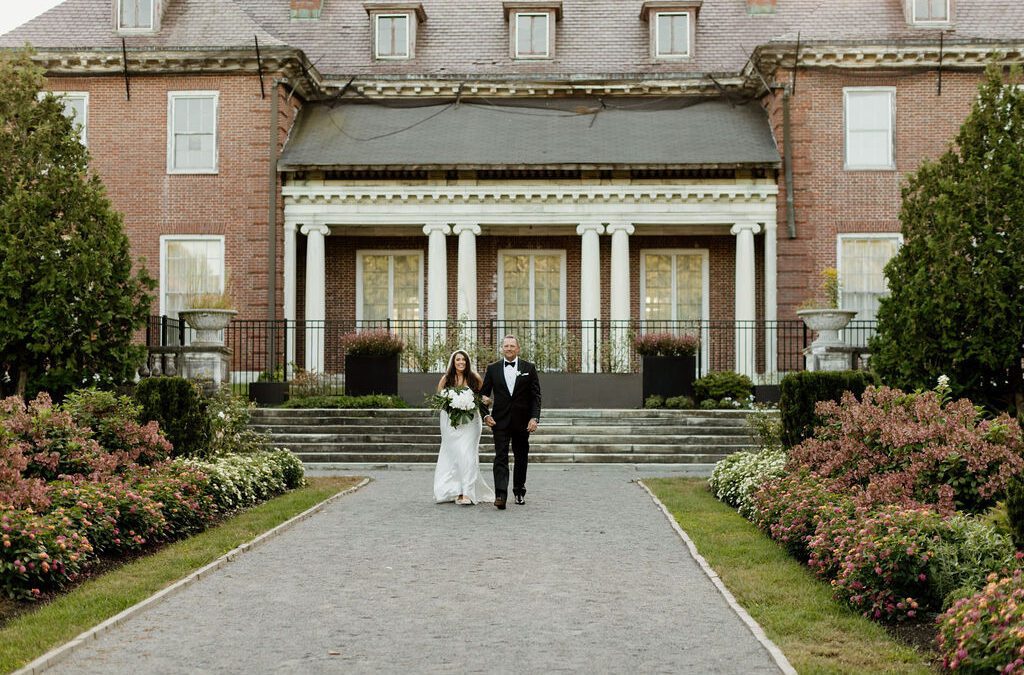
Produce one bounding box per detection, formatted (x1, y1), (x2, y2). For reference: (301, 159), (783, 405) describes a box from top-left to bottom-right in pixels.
(428, 386), (487, 428)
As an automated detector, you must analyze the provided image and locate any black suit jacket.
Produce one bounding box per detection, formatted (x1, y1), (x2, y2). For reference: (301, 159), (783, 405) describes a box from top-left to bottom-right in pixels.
(480, 359), (542, 432)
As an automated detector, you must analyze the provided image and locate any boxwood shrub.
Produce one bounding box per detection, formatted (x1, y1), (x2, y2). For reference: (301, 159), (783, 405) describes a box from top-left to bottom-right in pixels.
(134, 377), (211, 457)
(779, 370), (879, 447)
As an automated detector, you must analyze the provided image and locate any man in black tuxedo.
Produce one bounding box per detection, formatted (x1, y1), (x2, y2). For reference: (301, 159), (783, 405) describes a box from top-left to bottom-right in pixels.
(481, 334), (542, 510)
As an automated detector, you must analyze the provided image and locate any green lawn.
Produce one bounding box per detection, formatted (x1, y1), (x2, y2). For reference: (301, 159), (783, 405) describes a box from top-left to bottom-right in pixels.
(0, 476), (364, 674)
(644, 478), (935, 675)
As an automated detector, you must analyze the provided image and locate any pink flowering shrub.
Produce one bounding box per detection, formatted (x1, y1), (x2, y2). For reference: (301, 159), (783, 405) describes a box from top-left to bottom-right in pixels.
(0, 394), (107, 481)
(789, 386), (1024, 514)
(0, 420), (49, 510)
(748, 470), (854, 562)
(130, 463), (216, 535)
(62, 388), (171, 466)
(0, 504), (94, 600)
(46, 478), (166, 553)
(936, 569), (1024, 673)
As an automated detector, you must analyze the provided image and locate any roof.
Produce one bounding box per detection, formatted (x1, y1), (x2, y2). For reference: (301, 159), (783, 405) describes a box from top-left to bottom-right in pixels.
(276, 97), (781, 170)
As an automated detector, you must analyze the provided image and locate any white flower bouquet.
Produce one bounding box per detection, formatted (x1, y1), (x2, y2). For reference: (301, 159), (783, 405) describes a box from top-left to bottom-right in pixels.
(428, 386), (487, 428)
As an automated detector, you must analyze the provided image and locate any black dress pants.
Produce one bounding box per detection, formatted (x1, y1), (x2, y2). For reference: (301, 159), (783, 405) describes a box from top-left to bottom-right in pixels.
(492, 428), (529, 498)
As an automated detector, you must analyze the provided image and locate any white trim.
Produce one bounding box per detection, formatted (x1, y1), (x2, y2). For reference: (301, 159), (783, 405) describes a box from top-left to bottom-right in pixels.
(654, 11), (691, 59)
(496, 249), (567, 322)
(514, 12), (550, 59)
(167, 91), (219, 174)
(49, 91), (89, 147)
(117, 0), (154, 32)
(639, 248), (710, 373)
(374, 13), (411, 60)
(843, 87), (896, 171)
(354, 250), (424, 322)
(158, 234), (225, 317)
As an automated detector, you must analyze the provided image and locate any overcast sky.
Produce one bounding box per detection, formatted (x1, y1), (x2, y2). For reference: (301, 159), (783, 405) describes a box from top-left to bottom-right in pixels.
(0, 0), (65, 36)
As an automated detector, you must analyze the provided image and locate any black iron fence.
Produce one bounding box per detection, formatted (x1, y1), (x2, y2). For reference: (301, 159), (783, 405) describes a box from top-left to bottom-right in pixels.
(146, 316), (879, 391)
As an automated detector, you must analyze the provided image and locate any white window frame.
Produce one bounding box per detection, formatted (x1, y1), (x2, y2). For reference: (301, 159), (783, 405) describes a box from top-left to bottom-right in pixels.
(354, 250), (424, 322)
(912, 0), (950, 24)
(639, 248), (710, 372)
(843, 87), (896, 171)
(836, 232), (903, 320)
(654, 11), (691, 59)
(117, 0), (154, 32)
(513, 12), (550, 59)
(496, 249), (567, 321)
(159, 234), (225, 317)
(166, 91), (219, 174)
(46, 91), (88, 147)
(374, 13), (411, 59)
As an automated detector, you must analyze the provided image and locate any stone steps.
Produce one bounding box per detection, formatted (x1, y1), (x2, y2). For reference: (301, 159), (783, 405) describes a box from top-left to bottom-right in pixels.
(250, 408), (763, 465)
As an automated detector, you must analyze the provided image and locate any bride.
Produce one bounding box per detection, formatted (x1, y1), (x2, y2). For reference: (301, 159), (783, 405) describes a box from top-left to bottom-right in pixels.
(433, 350), (495, 505)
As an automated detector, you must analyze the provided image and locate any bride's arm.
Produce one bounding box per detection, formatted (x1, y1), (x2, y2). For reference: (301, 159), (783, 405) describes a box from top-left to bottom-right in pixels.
(436, 374), (446, 392)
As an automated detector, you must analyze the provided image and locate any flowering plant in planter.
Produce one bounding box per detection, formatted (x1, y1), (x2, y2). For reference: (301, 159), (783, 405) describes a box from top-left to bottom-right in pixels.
(340, 330), (404, 357)
(633, 332), (699, 357)
(798, 267), (840, 310)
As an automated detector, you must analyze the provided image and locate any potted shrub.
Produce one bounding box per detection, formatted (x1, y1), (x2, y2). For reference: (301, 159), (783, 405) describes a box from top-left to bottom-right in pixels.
(342, 330), (404, 396)
(635, 332), (700, 402)
(248, 366), (290, 406)
(795, 268), (857, 346)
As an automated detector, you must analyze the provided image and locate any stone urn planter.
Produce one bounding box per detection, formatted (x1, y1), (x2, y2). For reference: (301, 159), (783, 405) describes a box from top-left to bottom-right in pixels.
(179, 309), (237, 347)
(796, 308), (858, 348)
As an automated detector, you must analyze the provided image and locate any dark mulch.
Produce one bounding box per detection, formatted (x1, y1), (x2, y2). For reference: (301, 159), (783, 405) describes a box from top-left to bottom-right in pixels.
(884, 613), (942, 670)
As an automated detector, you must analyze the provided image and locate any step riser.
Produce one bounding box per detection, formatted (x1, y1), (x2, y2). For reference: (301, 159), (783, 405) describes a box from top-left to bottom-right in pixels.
(292, 453), (732, 464)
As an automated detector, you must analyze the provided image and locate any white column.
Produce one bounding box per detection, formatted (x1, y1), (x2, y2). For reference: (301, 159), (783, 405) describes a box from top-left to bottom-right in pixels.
(423, 222), (451, 356)
(731, 222), (761, 379)
(606, 222), (634, 372)
(283, 221), (298, 380)
(577, 222), (604, 373)
(453, 223), (481, 321)
(301, 223), (329, 374)
(763, 219), (778, 382)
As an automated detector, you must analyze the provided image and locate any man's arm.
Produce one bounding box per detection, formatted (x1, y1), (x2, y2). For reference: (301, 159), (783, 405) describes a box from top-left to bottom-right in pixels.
(527, 364), (541, 432)
(481, 365), (495, 426)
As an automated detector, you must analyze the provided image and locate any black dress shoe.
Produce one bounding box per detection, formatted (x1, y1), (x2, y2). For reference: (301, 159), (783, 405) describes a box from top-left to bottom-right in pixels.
(514, 494), (525, 505)
(494, 497), (506, 510)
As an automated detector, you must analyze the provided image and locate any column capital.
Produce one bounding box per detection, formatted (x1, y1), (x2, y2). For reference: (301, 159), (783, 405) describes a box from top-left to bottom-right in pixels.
(452, 223), (481, 236)
(730, 222), (762, 236)
(576, 222), (605, 236)
(300, 223), (330, 237)
(422, 222), (452, 236)
(284, 220), (299, 234)
(605, 222), (635, 235)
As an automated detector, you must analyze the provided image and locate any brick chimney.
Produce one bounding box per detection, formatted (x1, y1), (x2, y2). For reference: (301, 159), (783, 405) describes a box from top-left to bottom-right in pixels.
(290, 0), (323, 19)
(747, 0), (777, 14)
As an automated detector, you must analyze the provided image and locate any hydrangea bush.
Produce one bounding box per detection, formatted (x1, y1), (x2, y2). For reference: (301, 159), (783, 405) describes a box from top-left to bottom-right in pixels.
(184, 449), (304, 512)
(708, 449), (787, 517)
(0, 504), (95, 600)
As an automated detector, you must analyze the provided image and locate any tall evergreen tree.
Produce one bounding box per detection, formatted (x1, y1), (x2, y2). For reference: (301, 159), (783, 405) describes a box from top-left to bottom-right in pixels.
(870, 65), (1024, 414)
(0, 49), (154, 397)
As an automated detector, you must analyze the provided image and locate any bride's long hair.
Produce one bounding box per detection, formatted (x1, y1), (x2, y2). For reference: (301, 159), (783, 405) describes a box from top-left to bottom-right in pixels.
(440, 349), (482, 392)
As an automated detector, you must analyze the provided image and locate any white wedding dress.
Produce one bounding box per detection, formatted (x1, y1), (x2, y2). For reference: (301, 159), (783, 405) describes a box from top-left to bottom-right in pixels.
(433, 407), (495, 504)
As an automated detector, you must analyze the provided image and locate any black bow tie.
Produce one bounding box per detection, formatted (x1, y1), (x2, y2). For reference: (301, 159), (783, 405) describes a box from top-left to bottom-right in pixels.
(504, 361), (516, 368)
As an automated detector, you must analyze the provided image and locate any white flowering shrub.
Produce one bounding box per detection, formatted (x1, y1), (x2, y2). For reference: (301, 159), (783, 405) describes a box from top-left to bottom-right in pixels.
(206, 388), (270, 456)
(708, 449), (787, 518)
(184, 449), (306, 511)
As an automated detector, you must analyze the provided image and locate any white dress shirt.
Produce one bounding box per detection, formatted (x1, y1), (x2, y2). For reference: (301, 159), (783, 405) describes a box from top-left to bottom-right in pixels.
(503, 358), (518, 395)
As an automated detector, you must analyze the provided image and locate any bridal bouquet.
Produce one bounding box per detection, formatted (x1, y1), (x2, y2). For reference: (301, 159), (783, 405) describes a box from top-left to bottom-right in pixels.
(428, 386), (487, 428)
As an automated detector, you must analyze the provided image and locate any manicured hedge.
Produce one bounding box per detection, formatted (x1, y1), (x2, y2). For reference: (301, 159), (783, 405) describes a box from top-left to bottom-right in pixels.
(279, 394), (407, 409)
(134, 377), (212, 457)
(779, 370), (879, 447)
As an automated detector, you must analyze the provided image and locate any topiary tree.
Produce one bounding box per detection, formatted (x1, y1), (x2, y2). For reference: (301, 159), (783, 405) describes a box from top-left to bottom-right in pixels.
(870, 65), (1024, 414)
(0, 49), (154, 398)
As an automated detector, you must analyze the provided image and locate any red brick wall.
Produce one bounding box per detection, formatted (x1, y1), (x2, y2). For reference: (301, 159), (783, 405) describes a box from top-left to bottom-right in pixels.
(44, 73), (294, 322)
(766, 68), (983, 319)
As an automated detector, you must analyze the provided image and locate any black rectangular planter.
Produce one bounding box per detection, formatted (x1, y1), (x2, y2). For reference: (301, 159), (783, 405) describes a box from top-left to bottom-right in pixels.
(641, 354), (697, 401)
(248, 382), (290, 406)
(345, 354), (400, 396)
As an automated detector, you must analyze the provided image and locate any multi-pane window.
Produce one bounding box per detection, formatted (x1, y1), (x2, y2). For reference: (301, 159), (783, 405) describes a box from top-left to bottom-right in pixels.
(844, 88), (895, 170)
(375, 14), (409, 59)
(51, 92), (88, 146)
(838, 234), (902, 322)
(357, 252), (423, 323)
(913, 0), (949, 22)
(168, 92), (218, 173)
(641, 251), (706, 324)
(161, 236), (225, 318)
(499, 252), (564, 321)
(118, 0), (153, 30)
(515, 13), (549, 58)
(655, 12), (689, 58)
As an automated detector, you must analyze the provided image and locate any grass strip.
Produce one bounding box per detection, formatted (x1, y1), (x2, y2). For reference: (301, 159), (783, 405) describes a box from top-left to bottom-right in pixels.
(644, 477), (933, 675)
(0, 476), (363, 674)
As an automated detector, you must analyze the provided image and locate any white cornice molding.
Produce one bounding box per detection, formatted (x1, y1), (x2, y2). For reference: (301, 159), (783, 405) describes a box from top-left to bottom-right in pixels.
(753, 43), (1024, 73)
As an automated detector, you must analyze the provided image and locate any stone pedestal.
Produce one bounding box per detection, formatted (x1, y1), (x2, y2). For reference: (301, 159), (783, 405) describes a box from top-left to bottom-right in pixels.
(180, 346), (232, 394)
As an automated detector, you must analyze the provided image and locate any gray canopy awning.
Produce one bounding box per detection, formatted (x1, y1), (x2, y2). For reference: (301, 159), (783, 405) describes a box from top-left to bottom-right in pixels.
(277, 97), (780, 170)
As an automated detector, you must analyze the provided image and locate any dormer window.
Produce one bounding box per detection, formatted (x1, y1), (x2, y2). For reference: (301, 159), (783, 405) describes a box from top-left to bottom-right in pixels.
(118, 0), (153, 31)
(364, 3), (426, 60)
(503, 2), (561, 61)
(908, 0), (951, 25)
(641, 1), (701, 61)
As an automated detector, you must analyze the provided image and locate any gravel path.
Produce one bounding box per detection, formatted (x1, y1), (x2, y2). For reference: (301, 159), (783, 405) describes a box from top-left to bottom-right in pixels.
(47, 466), (784, 674)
